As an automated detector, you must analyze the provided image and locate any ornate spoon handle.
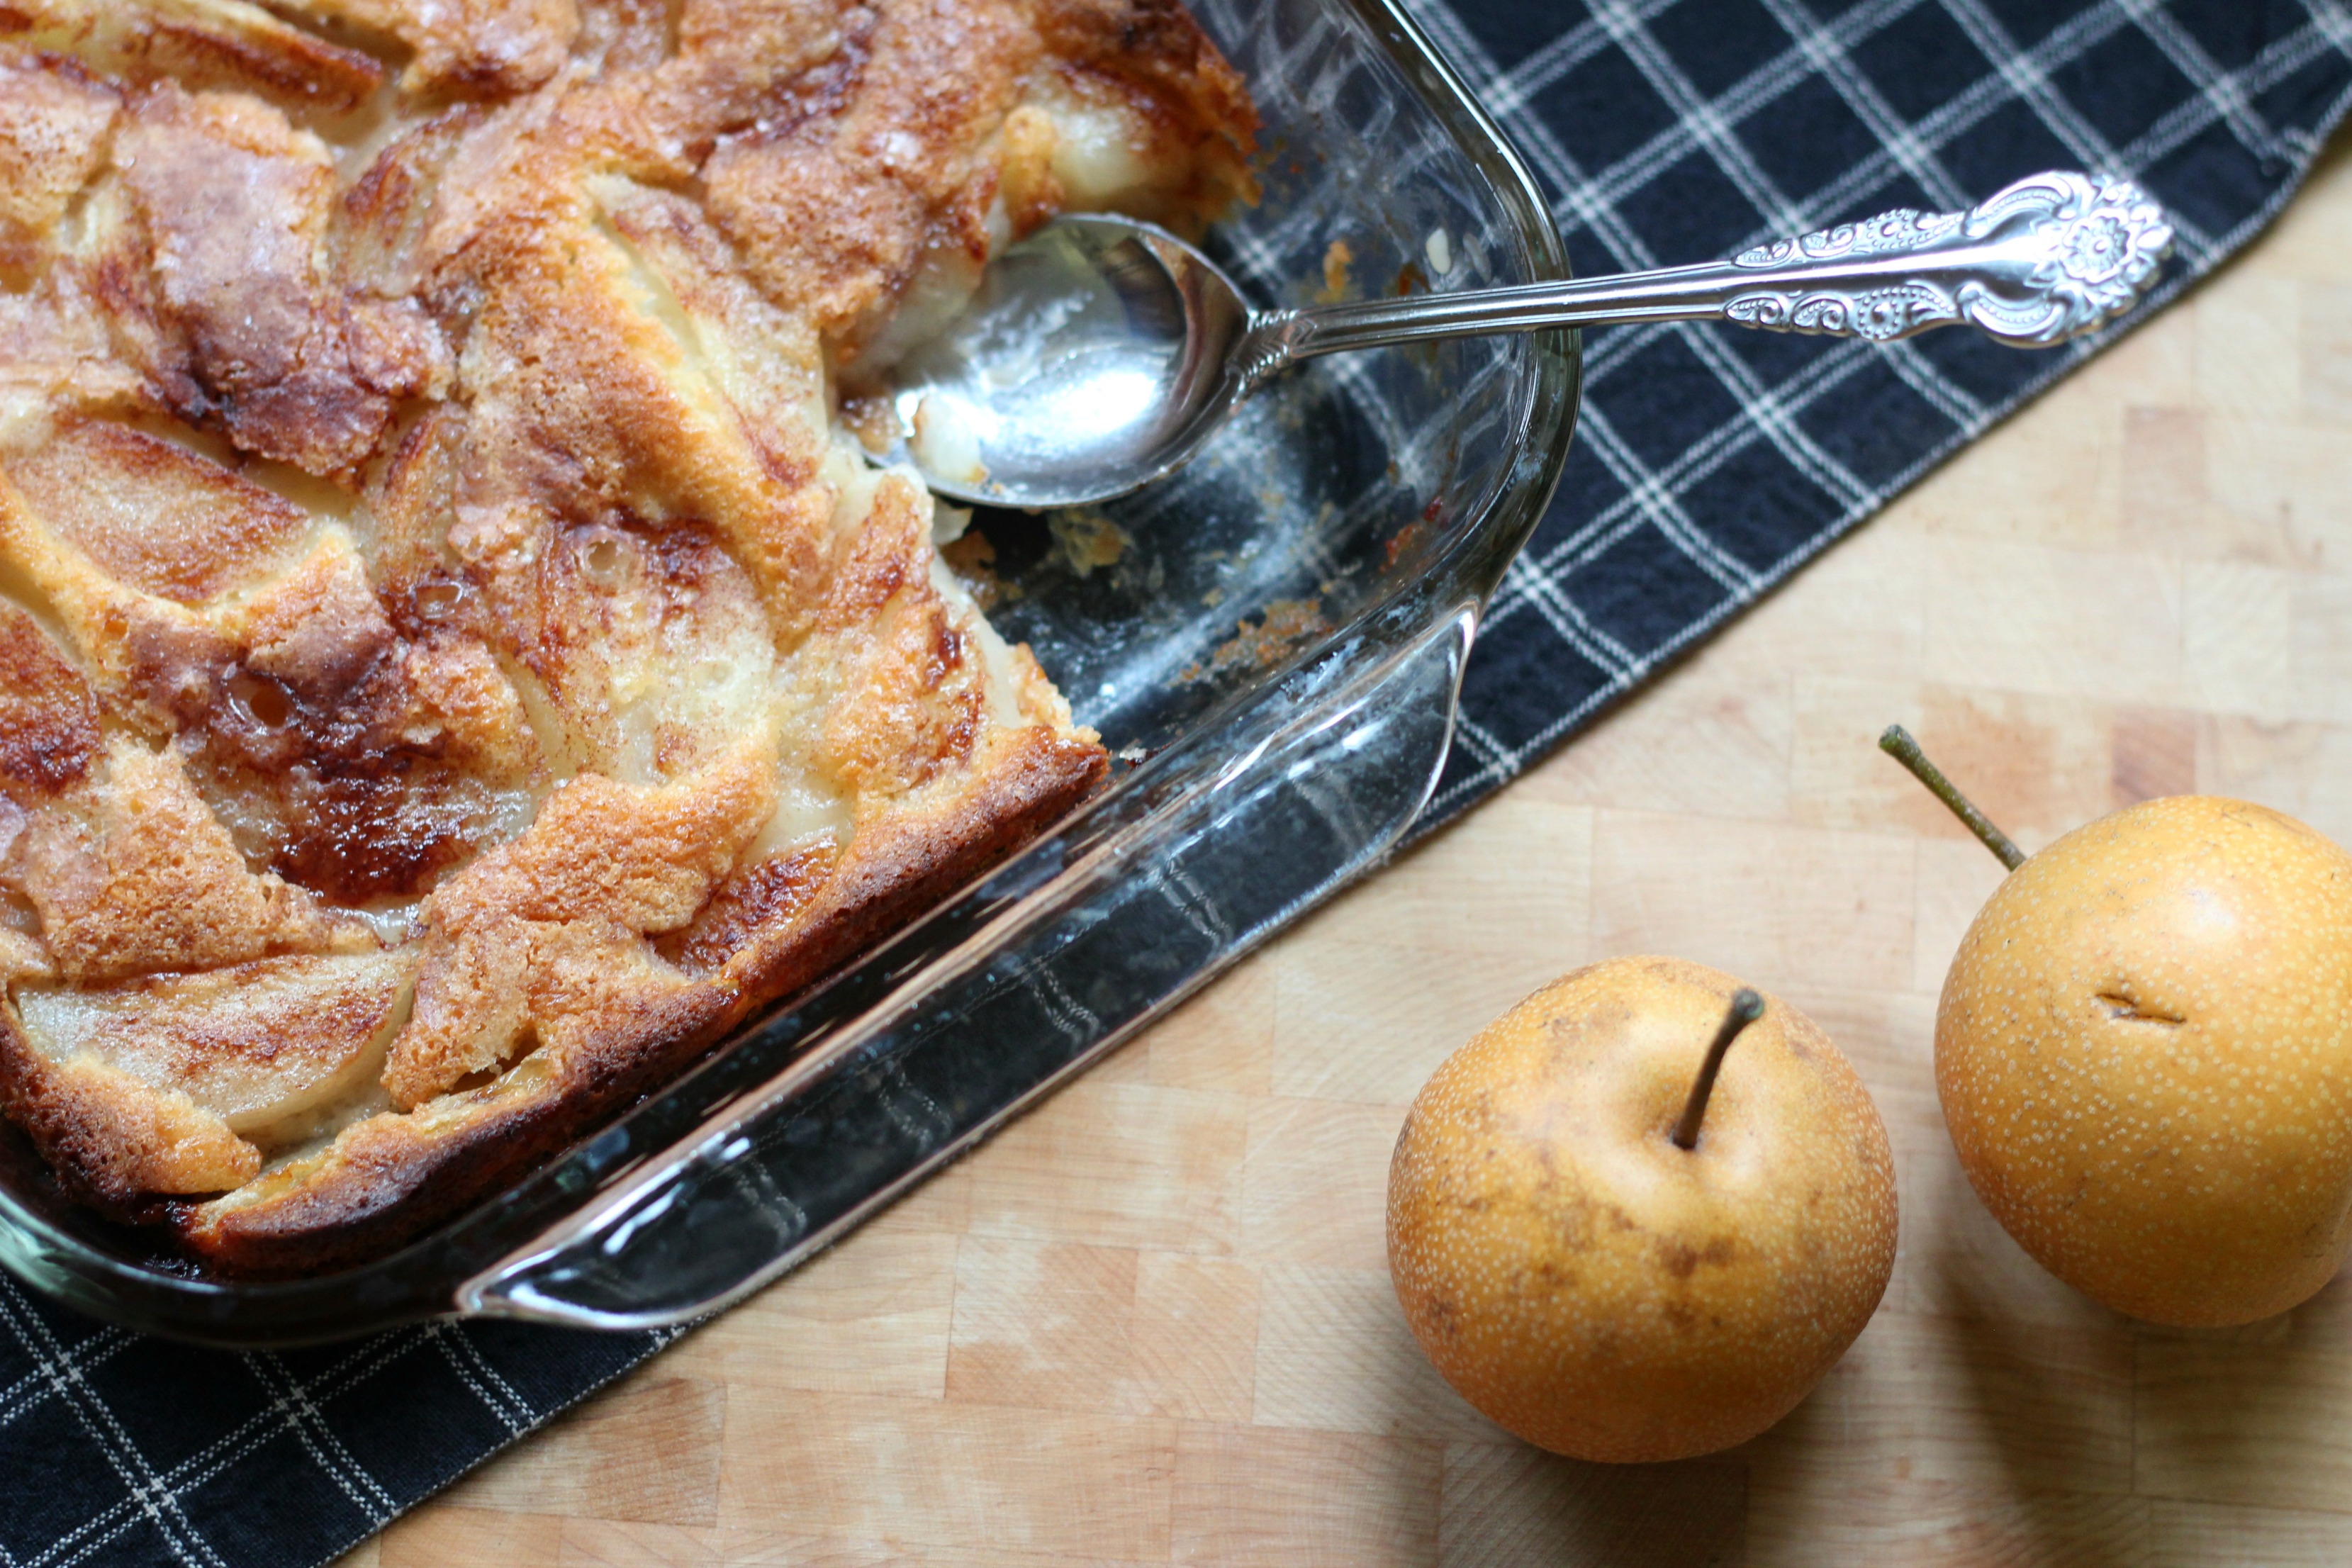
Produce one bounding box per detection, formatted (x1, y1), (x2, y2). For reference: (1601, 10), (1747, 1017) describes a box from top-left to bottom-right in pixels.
(1238, 170), (2173, 380)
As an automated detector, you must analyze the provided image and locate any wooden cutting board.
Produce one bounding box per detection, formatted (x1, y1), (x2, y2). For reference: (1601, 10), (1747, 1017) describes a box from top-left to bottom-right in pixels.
(335, 128), (2352, 1568)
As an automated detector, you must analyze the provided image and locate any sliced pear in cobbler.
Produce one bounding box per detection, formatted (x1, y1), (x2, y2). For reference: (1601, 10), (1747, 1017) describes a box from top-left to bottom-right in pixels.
(13, 951), (413, 1148)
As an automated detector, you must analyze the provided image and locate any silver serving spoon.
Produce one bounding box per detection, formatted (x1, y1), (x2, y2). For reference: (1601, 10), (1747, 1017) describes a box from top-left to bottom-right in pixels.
(884, 169), (2172, 511)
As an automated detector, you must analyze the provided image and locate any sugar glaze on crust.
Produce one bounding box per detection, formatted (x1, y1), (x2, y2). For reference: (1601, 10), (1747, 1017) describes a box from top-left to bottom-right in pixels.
(0, 0), (1255, 1273)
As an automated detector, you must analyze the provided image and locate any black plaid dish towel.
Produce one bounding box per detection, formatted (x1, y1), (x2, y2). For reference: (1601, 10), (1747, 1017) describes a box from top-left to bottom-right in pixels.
(1422, 0), (2352, 824)
(1, 4), (2348, 1566)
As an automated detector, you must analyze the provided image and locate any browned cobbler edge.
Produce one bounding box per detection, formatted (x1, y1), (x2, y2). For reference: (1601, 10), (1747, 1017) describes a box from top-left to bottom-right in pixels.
(189, 730), (1109, 1278)
(0, 730), (1106, 1277)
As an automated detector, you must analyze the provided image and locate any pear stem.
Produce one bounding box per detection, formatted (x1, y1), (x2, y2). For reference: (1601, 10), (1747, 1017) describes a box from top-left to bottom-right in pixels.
(1672, 990), (1766, 1150)
(1878, 724), (2026, 872)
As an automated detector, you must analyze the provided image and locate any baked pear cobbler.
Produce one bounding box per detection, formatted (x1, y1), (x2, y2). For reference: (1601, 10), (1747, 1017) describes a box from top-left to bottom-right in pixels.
(0, 0), (1254, 1272)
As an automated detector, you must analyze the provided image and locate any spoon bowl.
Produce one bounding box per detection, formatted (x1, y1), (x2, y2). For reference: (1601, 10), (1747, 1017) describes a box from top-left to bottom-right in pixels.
(885, 218), (1253, 510)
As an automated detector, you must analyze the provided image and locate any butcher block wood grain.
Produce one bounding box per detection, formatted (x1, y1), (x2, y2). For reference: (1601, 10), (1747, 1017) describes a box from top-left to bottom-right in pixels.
(340, 133), (2352, 1567)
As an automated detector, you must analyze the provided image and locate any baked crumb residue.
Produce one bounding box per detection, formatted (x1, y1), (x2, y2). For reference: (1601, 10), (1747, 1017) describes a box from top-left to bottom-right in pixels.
(0, 0), (1256, 1271)
(1048, 508), (1131, 578)
(1318, 237), (1353, 303)
(1180, 596), (1333, 683)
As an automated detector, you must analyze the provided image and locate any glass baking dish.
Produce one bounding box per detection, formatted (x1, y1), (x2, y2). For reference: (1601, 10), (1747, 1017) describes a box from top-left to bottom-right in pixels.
(0, 0), (1579, 1345)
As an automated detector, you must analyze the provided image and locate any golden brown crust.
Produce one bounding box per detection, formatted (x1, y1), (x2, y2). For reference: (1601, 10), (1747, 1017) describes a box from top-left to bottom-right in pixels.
(19, 741), (358, 984)
(0, 601), (97, 797)
(175, 1084), (576, 1273)
(0, 1), (387, 113)
(710, 723), (1109, 1006)
(106, 83), (425, 474)
(0, 1034), (261, 1203)
(0, 55), (115, 280)
(690, 0), (1258, 368)
(276, 0), (581, 96)
(0, 0), (1247, 1275)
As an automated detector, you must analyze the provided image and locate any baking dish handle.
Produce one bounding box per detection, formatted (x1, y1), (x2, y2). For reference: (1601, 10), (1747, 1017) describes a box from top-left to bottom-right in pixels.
(456, 603), (1479, 1330)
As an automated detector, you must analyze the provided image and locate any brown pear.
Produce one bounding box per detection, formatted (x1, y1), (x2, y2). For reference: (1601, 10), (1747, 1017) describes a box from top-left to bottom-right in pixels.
(1387, 956), (1897, 1462)
(1937, 794), (2352, 1326)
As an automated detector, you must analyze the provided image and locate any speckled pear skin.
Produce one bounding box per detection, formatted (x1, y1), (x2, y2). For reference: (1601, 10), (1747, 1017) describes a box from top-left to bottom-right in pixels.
(1938, 796), (2352, 1328)
(1386, 956), (1898, 1464)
